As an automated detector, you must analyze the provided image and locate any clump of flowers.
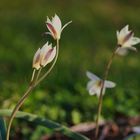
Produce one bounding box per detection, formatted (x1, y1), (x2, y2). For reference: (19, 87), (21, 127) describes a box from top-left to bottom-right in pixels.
(6, 14), (71, 140)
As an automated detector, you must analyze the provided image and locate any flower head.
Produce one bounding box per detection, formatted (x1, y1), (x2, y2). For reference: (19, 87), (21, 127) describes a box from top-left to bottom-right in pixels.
(86, 71), (116, 97)
(33, 42), (56, 70)
(116, 25), (140, 55)
(46, 14), (72, 40)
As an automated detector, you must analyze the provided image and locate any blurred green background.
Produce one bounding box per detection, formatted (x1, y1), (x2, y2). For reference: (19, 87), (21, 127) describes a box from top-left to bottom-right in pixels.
(0, 0), (140, 139)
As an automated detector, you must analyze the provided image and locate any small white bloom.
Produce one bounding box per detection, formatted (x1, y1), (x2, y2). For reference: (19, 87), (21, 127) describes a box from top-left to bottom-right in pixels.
(86, 71), (116, 97)
(46, 14), (72, 40)
(32, 42), (56, 70)
(116, 25), (140, 55)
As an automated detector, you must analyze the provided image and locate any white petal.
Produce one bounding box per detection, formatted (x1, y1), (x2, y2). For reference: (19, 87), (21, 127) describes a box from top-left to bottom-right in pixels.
(87, 80), (96, 91)
(116, 31), (119, 38)
(45, 46), (56, 64)
(116, 47), (128, 56)
(86, 71), (100, 81)
(52, 14), (62, 34)
(88, 86), (99, 96)
(47, 17), (52, 24)
(40, 43), (56, 67)
(33, 48), (41, 70)
(127, 46), (137, 51)
(120, 25), (129, 36)
(104, 80), (116, 88)
(117, 25), (130, 45)
(40, 42), (51, 64)
(131, 37), (140, 45)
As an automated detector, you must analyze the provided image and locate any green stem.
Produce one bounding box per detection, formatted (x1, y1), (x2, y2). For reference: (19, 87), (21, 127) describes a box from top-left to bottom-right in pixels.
(95, 46), (118, 139)
(6, 86), (33, 140)
(30, 69), (36, 83)
(6, 39), (60, 140)
(35, 67), (42, 82)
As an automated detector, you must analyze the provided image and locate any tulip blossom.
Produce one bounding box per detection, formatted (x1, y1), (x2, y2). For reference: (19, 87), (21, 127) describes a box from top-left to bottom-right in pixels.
(86, 71), (116, 97)
(33, 42), (56, 70)
(116, 25), (140, 55)
(46, 14), (72, 40)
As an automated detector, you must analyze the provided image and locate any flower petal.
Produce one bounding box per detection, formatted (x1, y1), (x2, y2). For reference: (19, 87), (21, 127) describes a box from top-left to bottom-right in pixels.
(33, 48), (41, 70)
(116, 47), (128, 56)
(86, 71), (100, 81)
(40, 43), (56, 67)
(104, 80), (116, 88)
(52, 14), (62, 34)
(46, 22), (57, 39)
(120, 25), (129, 37)
(131, 37), (140, 45)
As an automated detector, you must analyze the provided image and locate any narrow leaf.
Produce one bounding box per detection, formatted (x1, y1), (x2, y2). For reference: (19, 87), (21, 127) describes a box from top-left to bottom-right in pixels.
(0, 117), (6, 140)
(0, 109), (89, 140)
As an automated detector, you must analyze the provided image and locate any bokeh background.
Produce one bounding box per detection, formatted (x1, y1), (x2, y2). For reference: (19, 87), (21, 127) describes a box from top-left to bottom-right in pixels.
(0, 0), (140, 139)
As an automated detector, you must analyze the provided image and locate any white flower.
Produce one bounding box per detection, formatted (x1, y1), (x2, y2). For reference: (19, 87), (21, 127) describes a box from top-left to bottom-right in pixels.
(46, 14), (72, 40)
(116, 25), (140, 55)
(32, 42), (56, 70)
(86, 71), (116, 97)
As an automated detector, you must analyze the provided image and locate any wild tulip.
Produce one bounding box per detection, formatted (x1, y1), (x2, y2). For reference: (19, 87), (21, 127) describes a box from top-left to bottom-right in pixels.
(33, 42), (56, 70)
(116, 25), (140, 55)
(46, 14), (72, 40)
(86, 71), (116, 97)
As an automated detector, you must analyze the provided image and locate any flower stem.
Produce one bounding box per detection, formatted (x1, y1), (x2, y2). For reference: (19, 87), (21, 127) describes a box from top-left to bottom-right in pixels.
(95, 46), (118, 139)
(35, 67), (42, 82)
(6, 86), (33, 140)
(6, 40), (60, 140)
(30, 69), (36, 83)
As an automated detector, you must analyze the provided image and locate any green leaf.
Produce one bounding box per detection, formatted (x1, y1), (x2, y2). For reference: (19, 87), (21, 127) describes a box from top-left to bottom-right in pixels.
(0, 109), (89, 140)
(0, 117), (6, 140)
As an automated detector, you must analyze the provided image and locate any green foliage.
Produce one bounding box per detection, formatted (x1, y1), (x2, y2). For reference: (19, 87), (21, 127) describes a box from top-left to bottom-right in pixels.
(0, 109), (89, 140)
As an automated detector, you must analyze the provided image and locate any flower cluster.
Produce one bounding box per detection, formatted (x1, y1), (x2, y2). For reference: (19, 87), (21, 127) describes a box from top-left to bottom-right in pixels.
(33, 42), (56, 70)
(32, 14), (71, 71)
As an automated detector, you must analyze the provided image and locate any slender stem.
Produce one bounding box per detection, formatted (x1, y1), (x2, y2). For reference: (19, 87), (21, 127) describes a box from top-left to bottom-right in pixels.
(95, 46), (118, 139)
(6, 86), (33, 140)
(35, 67), (42, 82)
(6, 39), (60, 140)
(30, 69), (36, 83)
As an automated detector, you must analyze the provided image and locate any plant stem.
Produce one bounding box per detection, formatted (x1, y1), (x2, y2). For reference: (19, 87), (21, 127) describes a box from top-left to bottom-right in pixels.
(6, 39), (60, 140)
(35, 67), (42, 82)
(6, 86), (33, 140)
(95, 46), (118, 139)
(30, 69), (36, 83)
